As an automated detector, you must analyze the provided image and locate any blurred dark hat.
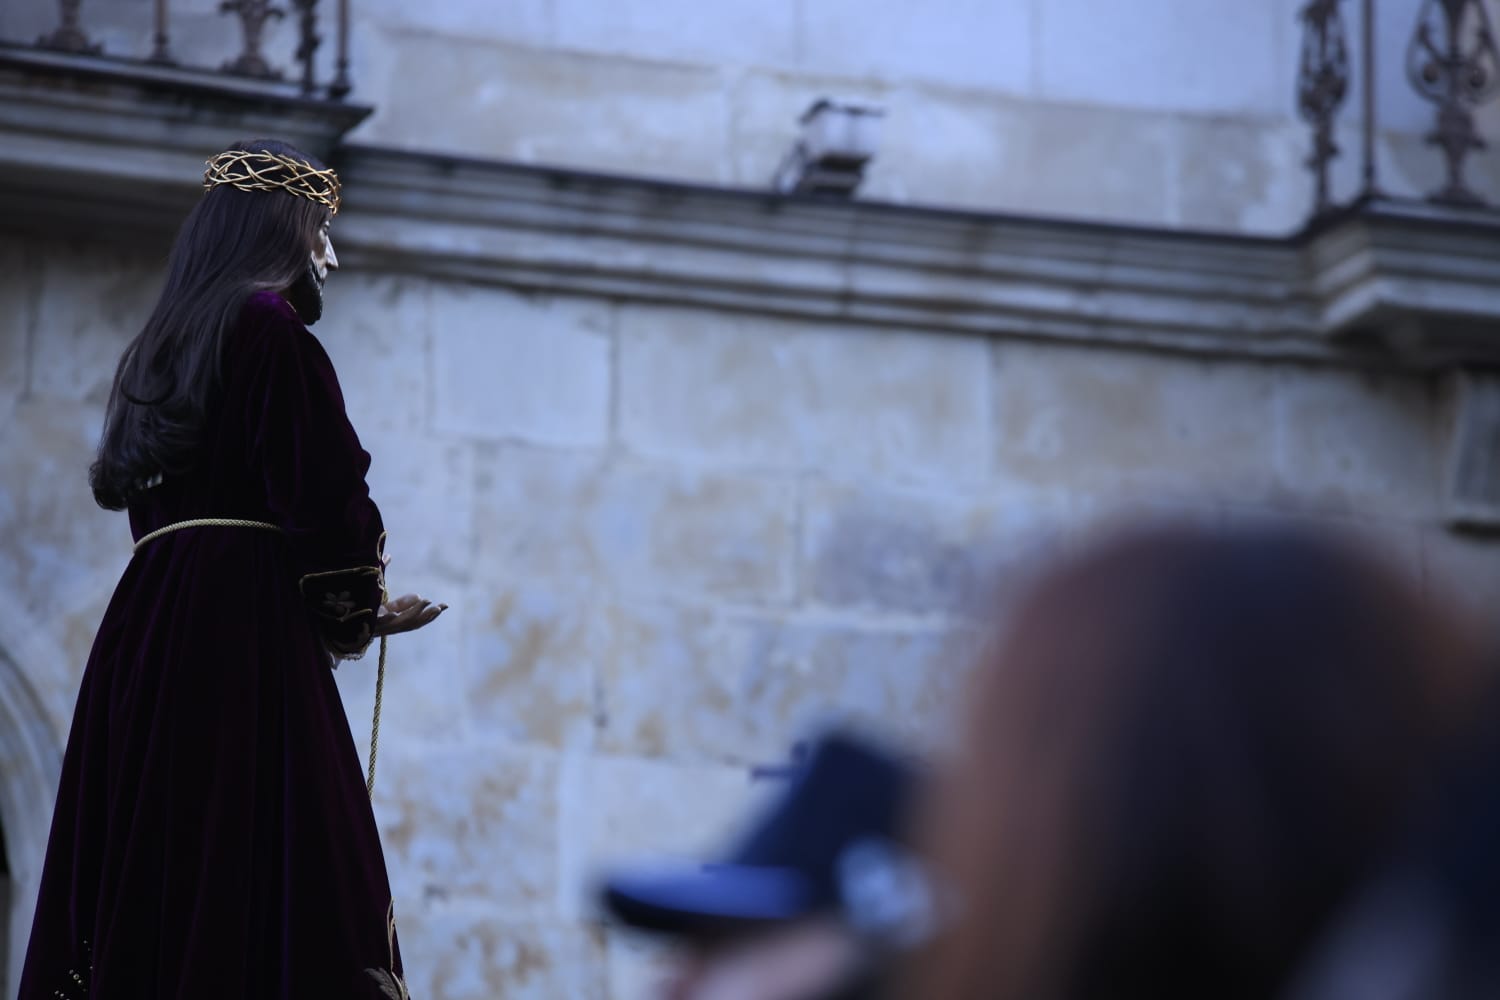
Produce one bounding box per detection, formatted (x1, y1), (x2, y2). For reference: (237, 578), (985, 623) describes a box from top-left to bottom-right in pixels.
(599, 728), (926, 939)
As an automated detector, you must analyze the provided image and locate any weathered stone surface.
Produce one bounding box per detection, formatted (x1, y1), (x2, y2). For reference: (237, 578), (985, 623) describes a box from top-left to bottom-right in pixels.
(596, 603), (972, 764)
(43, 576), (117, 728)
(1174, 118), (1308, 234)
(607, 931), (677, 1000)
(994, 341), (1279, 503)
(431, 284), (612, 448)
(374, 746), (559, 915)
(557, 752), (770, 919)
(1271, 367), (1438, 519)
(1441, 371), (1500, 530)
(29, 242), (158, 403)
(619, 306), (990, 486)
(363, 34), (729, 182)
(461, 583), (601, 750)
(366, 435), (478, 584)
(800, 478), (1077, 618)
(870, 89), (1177, 224)
(358, 0), (553, 48)
(472, 445), (798, 605)
(334, 566), (469, 756)
(0, 239), (34, 416)
(396, 913), (607, 1000)
(799, 0), (1033, 94)
(0, 399), (125, 624)
(321, 275), (431, 438)
(555, 0), (797, 68)
(1038, 0), (1282, 116)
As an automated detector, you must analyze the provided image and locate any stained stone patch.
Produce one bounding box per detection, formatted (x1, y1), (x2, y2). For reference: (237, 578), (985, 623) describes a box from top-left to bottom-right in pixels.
(471, 445), (798, 606)
(396, 913), (607, 1000)
(595, 602), (972, 765)
(373, 746), (560, 916)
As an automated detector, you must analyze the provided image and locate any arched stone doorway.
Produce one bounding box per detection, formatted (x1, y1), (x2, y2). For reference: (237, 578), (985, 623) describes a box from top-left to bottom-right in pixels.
(0, 644), (63, 993)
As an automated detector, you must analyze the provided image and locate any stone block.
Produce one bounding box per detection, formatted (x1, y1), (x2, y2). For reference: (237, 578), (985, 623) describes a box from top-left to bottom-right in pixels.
(1272, 367), (1438, 519)
(396, 913), (607, 1000)
(366, 435), (478, 584)
(0, 237), (35, 414)
(879, 90), (1177, 224)
(993, 340), (1279, 504)
(471, 445), (797, 604)
(1440, 371), (1500, 531)
(1173, 117), (1310, 235)
(373, 745), (560, 915)
(798, 0), (1032, 94)
(596, 603), (972, 764)
(358, 0), (553, 48)
(557, 752), (771, 920)
(800, 478), (1077, 619)
(334, 562), (469, 758)
(362, 34), (730, 182)
(431, 284), (612, 448)
(42, 577), (118, 733)
(1038, 0), (1282, 116)
(0, 399), (125, 624)
(320, 275), (431, 438)
(555, 0), (797, 69)
(461, 582), (602, 750)
(618, 306), (990, 487)
(29, 242), (160, 403)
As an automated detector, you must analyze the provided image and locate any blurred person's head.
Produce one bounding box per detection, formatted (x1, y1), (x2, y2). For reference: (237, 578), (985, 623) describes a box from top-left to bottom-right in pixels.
(91, 137), (339, 509)
(907, 521), (1486, 1000)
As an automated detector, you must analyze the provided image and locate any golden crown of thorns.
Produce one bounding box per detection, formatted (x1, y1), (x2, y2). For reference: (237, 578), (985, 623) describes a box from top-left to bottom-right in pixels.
(202, 149), (341, 215)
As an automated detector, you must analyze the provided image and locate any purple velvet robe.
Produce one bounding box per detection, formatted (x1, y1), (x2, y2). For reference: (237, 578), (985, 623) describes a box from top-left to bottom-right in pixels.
(19, 292), (408, 998)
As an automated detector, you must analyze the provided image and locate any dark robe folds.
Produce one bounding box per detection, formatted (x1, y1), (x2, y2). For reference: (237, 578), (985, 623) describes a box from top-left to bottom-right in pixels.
(20, 291), (408, 998)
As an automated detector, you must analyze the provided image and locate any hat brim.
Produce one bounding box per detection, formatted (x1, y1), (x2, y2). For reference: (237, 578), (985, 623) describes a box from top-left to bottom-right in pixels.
(601, 864), (814, 936)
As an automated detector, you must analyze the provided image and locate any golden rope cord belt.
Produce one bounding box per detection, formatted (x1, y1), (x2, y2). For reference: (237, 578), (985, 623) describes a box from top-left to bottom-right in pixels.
(133, 518), (389, 799)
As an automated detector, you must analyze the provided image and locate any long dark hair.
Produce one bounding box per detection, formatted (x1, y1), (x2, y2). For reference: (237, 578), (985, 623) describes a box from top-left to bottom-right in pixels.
(89, 138), (330, 510)
(908, 522), (1485, 1000)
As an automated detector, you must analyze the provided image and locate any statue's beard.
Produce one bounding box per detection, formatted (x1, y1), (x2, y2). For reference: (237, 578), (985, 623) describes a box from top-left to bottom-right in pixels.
(285, 261), (325, 325)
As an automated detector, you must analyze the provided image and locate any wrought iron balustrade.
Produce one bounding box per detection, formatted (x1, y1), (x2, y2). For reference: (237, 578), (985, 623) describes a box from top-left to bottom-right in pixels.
(11, 0), (351, 99)
(1299, 0), (1500, 217)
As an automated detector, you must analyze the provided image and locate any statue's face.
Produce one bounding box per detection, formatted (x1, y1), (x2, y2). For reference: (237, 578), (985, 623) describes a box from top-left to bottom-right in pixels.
(312, 219), (338, 280)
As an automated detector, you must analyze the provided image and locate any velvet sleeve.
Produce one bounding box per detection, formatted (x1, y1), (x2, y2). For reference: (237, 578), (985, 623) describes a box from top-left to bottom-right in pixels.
(242, 294), (386, 659)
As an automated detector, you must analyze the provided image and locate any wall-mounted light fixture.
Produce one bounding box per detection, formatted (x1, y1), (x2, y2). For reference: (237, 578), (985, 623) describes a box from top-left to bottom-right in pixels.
(772, 98), (886, 198)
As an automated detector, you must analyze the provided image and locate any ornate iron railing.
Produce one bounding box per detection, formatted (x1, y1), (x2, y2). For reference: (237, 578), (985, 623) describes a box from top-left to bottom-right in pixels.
(21, 0), (351, 99)
(1300, 0), (1500, 216)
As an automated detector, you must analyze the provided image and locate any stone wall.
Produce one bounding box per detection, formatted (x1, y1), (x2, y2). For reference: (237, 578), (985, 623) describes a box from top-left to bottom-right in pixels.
(4, 0), (1498, 230)
(2, 228), (1498, 995)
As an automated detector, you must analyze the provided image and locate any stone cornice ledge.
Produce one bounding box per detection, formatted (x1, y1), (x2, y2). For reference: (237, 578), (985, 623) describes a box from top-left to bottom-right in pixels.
(1302, 197), (1500, 368)
(2, 60), (1498, 369)
(336, 147), (1500, 368)
(336, 145), (1345, 364)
